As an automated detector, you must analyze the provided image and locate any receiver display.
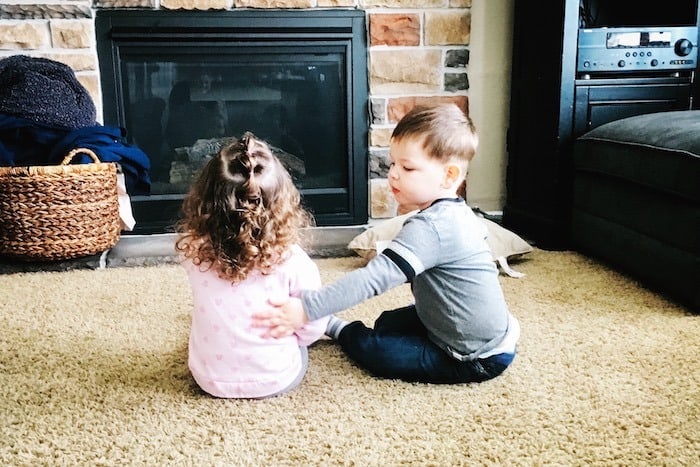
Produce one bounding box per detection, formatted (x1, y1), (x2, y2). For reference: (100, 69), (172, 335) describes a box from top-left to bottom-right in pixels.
(606, 31), (671, 48)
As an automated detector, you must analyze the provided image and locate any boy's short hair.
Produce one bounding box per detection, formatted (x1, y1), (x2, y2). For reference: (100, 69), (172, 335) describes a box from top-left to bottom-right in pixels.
(391, 103), (478, 166)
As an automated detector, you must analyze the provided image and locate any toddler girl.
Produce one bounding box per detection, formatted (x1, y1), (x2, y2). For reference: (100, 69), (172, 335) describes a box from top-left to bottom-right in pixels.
(176, 132), (328, 398)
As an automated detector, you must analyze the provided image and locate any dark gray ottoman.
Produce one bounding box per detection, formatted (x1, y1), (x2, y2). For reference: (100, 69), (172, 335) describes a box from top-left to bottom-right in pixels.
(572, 111), (700, 312)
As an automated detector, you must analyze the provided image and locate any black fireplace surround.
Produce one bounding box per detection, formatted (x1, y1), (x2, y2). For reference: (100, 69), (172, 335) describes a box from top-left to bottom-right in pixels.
(95, 9), (369, 234)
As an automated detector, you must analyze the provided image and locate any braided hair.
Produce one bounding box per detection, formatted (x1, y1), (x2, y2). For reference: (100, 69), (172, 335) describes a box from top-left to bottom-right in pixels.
(175, 132), (313, 282)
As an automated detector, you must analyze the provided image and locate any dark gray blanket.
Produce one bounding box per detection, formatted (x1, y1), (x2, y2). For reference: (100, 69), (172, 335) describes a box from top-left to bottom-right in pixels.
(0, 54), (96, 129)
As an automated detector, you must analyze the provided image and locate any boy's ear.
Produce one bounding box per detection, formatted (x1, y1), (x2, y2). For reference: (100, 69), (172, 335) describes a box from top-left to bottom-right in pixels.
(444, 163), (463, 188)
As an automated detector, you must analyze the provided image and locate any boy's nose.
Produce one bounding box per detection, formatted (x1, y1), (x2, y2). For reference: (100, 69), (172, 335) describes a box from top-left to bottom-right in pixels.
(388, 165), (398, 179)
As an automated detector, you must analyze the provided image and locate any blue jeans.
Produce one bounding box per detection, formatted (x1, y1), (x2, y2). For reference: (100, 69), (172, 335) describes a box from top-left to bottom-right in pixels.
(337, 305), (514, 384)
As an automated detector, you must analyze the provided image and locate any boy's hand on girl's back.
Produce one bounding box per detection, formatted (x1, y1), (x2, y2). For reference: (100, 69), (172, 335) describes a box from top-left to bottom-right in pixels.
(251, 297), (308, 338)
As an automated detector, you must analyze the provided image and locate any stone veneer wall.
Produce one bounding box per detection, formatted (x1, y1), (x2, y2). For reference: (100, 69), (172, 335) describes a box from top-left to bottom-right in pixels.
(0, 0), (472, 220)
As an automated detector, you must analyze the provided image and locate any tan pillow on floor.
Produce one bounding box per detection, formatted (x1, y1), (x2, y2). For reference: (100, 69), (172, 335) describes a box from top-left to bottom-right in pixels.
(348, 211), (417, 260)
(347, 211), (533, 276)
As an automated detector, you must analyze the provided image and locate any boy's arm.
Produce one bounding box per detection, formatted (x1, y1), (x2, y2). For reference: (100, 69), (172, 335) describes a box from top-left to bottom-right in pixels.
(301, 253), (408, 320)
(253, 254), (408, 337)
(299, 214), (439, 322)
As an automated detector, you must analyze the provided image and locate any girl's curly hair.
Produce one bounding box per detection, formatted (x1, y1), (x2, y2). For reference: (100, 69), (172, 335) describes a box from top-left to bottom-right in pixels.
(175, 132), (314, 282)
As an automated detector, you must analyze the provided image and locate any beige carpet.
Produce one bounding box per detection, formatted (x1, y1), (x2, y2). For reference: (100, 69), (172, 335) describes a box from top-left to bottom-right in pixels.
(1, 249), (697, 465)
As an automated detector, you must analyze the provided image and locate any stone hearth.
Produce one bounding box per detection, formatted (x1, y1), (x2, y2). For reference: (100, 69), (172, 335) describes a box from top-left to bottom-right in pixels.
(0, 226), (365, 273)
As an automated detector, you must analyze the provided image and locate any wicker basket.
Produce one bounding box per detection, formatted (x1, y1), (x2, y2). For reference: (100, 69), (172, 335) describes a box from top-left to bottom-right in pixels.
(0, 148), (121, 261)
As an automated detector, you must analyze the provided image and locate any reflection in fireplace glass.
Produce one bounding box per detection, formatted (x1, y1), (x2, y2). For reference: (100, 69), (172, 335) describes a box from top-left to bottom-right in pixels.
(124, 58), (345, 195)
(96, 9), (368, 232)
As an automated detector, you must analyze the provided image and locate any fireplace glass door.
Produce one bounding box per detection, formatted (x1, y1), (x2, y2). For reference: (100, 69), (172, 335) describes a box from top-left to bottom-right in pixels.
(96, 10), (368, 234)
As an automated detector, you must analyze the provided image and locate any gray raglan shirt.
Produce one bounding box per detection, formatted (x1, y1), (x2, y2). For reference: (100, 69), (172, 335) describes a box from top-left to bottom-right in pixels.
(302, 198), (517, 361)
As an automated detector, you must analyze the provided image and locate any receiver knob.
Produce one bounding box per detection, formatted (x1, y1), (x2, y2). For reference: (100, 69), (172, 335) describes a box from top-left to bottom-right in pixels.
(675, 39), (693, 56)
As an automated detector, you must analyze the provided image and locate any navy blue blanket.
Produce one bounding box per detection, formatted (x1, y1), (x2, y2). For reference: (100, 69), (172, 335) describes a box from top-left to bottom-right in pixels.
(0, 114), (151, 195)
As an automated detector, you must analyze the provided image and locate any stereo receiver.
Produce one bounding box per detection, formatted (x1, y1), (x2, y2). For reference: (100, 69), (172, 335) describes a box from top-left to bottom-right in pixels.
(577, 27), (698, 73)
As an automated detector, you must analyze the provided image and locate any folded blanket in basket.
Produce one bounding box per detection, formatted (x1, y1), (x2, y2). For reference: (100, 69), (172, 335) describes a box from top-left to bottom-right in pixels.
(0, 114), (151, 195)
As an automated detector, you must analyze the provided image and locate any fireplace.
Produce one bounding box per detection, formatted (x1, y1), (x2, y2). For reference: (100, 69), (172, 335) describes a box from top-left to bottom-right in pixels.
(95, 9), (369, 234)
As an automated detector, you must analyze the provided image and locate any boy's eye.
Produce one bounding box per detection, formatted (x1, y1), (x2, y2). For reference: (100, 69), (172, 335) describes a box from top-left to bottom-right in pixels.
(389, 161), (414, 171)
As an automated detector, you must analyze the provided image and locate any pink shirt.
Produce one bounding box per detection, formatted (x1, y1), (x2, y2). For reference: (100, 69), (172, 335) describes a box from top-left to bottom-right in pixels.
(183, 244), (328, 398)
